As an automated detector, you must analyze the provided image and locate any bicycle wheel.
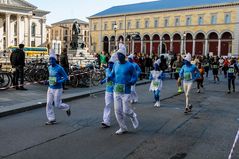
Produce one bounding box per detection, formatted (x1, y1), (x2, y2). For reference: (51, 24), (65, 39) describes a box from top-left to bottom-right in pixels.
(69, 74), (79, 88)
(0, 72), (11, 90)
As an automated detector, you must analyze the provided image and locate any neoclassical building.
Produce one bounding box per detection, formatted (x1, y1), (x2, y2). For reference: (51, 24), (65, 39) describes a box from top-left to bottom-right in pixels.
(50, 19), (89, 53)
(0, 0), (49, 51)
(89, 0), (239, 57)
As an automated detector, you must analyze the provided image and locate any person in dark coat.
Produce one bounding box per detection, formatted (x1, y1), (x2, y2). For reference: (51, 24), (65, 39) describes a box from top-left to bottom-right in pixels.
(60, 48), (69, 90)
(10, 44), (27, 90)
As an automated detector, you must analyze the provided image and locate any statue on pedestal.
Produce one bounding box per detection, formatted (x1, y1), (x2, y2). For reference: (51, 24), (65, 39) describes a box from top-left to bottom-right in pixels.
(71, 21), (82, 49)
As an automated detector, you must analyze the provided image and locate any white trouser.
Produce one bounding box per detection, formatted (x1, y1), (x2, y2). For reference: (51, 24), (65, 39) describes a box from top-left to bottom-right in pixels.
(183, 82), (193, 108)
(46, 88), (70, 121)
(103, 92), (114, 125)
(131, 85), (138, 102)
(114, 93), (136, 130)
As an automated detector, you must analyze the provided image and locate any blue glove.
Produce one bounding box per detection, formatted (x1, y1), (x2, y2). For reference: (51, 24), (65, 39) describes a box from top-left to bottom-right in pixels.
(100, 80), (104, 85)
(44, 80), (49, 85)
(158, 76), (162, 80)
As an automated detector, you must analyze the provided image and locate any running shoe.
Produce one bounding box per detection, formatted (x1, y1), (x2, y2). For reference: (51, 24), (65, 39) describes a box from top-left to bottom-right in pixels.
(101, 122), (110, 128)
(115, 128), (128, 135)
(66, 108), (71, 117)
(45, 120), (56, 125)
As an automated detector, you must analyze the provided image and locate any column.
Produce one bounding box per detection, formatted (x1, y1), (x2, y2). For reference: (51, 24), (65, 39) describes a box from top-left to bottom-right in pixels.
(141, 39), (143, 53)
(5, 13), (10, 47)
(28, 16), (32, 47)
(204, 39), (208, 56)
(180, 39), (184, 54)
(218, 39), (221, 57)
(150, 39), (153, 57)
(160, 39), (163, 55)
(40, 19), (44, 45)
(132, 39), (135, 53)
(192, 39), (196, 56)
(17, 15), (21, 45)
(24, 16), (28, 45)
(108, 41), (110, 53)
(170, 39), (173, 52)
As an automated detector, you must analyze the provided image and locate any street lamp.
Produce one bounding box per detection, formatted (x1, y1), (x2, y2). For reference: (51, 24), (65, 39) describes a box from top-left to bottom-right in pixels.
(113, 23), (118, 50)
(183, 32), (186, 55)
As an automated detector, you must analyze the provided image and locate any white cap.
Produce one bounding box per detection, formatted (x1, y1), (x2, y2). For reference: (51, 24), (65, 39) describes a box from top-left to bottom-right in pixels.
(154, 59), (161, 65)
(109, 52), (118, 63)
(49, 49), (57, 59)
(184, 53), (192, 62)
(128, 54), (134, 60)
(117, 43), (126, 56)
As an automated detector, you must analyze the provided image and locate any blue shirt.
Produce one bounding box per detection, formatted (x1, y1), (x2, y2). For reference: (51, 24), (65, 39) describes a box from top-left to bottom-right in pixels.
(179, 64), (200, 82)
(48, 64), (68, 89)
(109, 61), (137, 94)
(131, 62), (142, 78)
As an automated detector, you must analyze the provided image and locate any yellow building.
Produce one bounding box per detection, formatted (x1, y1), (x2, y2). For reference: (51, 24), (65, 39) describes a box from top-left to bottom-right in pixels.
(89, 0), (239, 57)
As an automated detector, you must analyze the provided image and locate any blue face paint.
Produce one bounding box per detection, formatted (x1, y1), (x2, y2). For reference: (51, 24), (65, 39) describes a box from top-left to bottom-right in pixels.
(185, 60), (191, 66)
(154, 63), (159, 71)
(49, 57), (57, 66)
(128, 58), (133, 63)
(117, 53), (126, 64)
(108, 62), (114, 69)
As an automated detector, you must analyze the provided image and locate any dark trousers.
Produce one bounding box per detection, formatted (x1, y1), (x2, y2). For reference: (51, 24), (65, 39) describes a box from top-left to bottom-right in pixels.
(228, 77), (235, 91)
(13, 66), (24, 87)
(197, 79), (204, 89)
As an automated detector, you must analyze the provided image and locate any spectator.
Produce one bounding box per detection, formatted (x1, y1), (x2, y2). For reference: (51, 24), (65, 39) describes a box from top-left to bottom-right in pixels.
(60, 48), (70, 90)
(100, 51), (107, 68)
(144, 54), (153, 78)
(10, 44), (27, 90)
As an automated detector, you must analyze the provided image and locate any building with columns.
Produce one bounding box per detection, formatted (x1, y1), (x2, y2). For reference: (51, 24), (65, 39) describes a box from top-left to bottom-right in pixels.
(0, 0), (49, 51)
(50, 19), (89, 53)
(89, 0), (239, 57)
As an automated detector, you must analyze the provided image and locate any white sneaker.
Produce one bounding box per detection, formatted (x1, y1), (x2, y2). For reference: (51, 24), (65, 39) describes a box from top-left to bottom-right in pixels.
(134, 100), (138, 103)
(131, 113), (139, 129)
(157, 101), (161, 107)
(130, 100), (134, 104)
(154, 102), (158, 107)
(197, 89), (200, 93)
(115, 128), (128, 135)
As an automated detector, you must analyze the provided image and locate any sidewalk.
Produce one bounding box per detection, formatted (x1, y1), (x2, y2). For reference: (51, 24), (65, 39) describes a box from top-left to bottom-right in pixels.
(0, 80), (154, 117)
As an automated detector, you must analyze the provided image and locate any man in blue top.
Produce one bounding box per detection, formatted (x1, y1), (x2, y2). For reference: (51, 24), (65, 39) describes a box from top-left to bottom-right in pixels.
(178, 53), (200, 114)
(45, 49), (71, 125)
(128, 54), (141, 104)
(100, 58), (115, 128)
(108, 46), (139, 135)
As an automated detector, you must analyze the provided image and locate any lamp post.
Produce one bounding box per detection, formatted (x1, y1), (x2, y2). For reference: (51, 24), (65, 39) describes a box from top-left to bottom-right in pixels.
(183, 32), (186, 55)
(113, 23), (118, 50)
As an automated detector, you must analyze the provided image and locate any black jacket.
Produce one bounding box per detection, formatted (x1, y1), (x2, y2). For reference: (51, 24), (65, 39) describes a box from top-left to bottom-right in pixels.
(10, 48), (25, 67)
(60, 53), (69, 69)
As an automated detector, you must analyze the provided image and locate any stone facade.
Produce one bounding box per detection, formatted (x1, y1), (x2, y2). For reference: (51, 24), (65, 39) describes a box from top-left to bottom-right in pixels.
(0, 0), (49, 50)
(89, 2), (239, 57)
(50, 19), (89, 53)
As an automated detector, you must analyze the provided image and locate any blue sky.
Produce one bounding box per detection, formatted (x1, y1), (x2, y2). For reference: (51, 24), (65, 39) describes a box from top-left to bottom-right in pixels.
(27, 0), (154, 25)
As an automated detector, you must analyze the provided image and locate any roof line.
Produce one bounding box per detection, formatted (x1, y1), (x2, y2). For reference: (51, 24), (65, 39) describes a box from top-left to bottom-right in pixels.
(89, 2), (239, 19)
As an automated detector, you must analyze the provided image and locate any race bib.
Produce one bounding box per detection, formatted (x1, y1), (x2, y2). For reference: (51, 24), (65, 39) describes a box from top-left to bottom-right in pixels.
(228, 68), (235, 74)
(184, 72), (192, 81)
(49, 77), (56, 86)
(153, 81), (161, 87)
(114, 84), (125, 93)
(176, 68), (181, 73)
(106, 81), (113, 87)
(204, 63), (209, 67)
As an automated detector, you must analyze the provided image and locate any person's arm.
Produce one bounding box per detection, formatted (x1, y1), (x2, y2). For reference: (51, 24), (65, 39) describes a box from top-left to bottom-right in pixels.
(136, 64), (142, 77)
(58, 67), (68, 84)
(128, 65), (138, 85)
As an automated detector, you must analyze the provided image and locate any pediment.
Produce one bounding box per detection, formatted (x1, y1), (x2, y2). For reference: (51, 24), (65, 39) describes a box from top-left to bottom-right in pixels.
(0, 0), (37, 9)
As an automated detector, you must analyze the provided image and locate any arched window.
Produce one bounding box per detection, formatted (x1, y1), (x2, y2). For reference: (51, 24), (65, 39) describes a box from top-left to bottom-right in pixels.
(31, 23), (36, 36)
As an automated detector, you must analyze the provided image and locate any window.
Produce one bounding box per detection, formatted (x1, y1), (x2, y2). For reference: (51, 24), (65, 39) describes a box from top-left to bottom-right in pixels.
(65, 30), (68, 35)
(145, 20), (149, 28)
(186, 16), (192, 26)
(3, 21), (6, 34)
(175, 17), (180, 26)
(136, 20), (140, 29)
(211, 14), (217, 24)
(198, 16), (204, 25)
(31, 23), (36, 36)
(14, 22), (17, 36)
(111, 22), (116, 30)
(154, 19), (159, 28)
(93, 24), (97, 31)
(127, 21), (131, 29)
(119, 22), (123, 30)
(164, 18), (169, 27)
(104, 23), (107, 31)
(225, 13), (231, 24)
